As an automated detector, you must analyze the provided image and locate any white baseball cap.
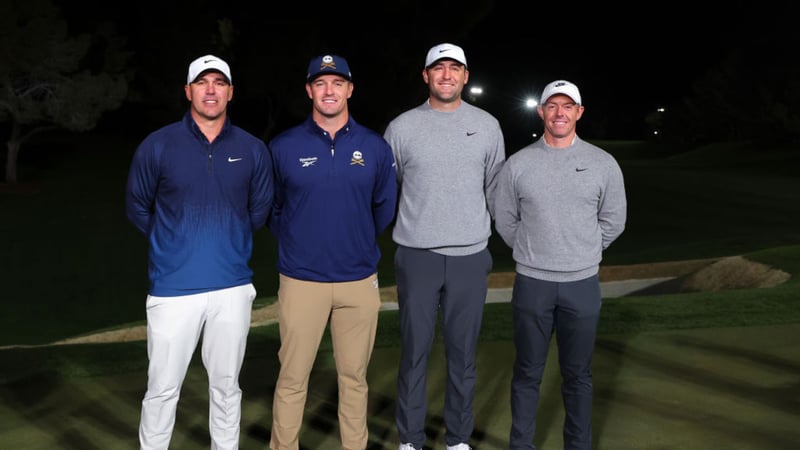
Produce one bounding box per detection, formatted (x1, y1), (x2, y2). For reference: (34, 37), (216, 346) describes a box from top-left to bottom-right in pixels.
(187, 54), (232, 84)
(425, 43), (467, 68)
(540, 80), (581, 105)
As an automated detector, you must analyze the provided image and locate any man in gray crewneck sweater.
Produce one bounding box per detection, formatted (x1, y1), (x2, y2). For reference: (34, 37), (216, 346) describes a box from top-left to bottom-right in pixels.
(493, 80), (627, 450)
(384, 43), (506, 450)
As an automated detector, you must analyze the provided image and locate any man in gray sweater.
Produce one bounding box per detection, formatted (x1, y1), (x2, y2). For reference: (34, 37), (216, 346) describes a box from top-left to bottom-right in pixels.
(383, 43), (506, 450)
(493, 80), (627, 450)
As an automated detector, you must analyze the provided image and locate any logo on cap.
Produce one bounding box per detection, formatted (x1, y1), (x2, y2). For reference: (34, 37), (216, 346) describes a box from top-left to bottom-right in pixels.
(320, 55), (336, 70)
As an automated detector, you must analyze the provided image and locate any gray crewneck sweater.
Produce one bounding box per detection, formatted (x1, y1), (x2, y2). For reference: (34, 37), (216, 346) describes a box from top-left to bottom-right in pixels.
(384, 100), (506, 256)
(493, 136), (627, 282)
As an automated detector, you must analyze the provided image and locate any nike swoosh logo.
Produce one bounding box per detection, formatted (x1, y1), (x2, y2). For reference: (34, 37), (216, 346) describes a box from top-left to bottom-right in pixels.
(466, 131), (477, 136)
(576, 168), (587, 172)
(228, 157), (242, 162)
(204, 59), (215, 63)
(439, 49), (448, 53)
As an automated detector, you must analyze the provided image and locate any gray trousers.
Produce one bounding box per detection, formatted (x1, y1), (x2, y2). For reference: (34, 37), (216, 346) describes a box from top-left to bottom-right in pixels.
(509, 274), (601, 450)
(394, 245), (492, 448)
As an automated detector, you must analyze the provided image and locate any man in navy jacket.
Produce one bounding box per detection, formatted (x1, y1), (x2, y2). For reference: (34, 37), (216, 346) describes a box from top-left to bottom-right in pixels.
(267, 53), (397, 450)
(125, 54), (273, 450)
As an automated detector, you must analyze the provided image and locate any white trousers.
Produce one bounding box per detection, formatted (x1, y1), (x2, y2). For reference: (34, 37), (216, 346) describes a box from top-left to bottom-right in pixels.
(139, 283), (256, 450)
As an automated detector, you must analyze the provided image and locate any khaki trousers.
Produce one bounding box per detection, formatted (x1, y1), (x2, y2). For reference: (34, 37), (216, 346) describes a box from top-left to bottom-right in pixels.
(270, 273), (381, 450)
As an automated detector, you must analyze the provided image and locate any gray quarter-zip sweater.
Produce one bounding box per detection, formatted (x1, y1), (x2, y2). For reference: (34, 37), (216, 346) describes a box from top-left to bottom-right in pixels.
(493, 136), (627, 282)
(384, 100), (506, 256)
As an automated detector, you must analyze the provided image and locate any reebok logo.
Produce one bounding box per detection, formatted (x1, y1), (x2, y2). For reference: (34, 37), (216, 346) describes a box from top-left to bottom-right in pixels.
(228, 157), (242, 162)
(299, 157), (318, 168)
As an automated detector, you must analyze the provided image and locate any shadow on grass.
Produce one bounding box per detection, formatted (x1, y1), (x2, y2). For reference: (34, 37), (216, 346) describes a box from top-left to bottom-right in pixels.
(2, 315), (800, 449)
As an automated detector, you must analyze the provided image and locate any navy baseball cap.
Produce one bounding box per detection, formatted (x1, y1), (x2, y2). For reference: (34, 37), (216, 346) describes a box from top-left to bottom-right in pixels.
(307, 54), (352, 82)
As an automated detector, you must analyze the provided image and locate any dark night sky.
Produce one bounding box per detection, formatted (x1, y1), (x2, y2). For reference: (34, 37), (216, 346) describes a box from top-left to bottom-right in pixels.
(54, 0), (797, 149)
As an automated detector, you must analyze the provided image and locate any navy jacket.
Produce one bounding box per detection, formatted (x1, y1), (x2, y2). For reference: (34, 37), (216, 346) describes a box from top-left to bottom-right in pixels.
(269, 116), (397, 282)
(125, 112), (274, 296)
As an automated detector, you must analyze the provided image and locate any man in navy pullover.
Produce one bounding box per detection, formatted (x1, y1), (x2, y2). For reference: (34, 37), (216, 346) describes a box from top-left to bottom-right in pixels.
(125, 54), (273, 450)
(267, 54), (397, 450)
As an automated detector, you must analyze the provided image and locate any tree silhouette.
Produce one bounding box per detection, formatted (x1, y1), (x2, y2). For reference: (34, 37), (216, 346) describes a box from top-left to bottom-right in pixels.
(0, 0), (129, 184)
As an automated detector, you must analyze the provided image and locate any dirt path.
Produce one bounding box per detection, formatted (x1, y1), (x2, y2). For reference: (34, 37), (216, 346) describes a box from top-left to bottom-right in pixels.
(33, 256), (790, 347)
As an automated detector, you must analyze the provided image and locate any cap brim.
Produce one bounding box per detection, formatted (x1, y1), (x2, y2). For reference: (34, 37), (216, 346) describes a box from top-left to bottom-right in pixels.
(191, 69), (231, 84)
(307, 71), (351, 82)
(425, 57), (466, 69)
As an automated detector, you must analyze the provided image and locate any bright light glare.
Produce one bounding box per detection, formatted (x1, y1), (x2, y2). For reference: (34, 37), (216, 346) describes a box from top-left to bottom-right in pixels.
(470, 86), (483, 95)
(525, 98), (538, 108)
